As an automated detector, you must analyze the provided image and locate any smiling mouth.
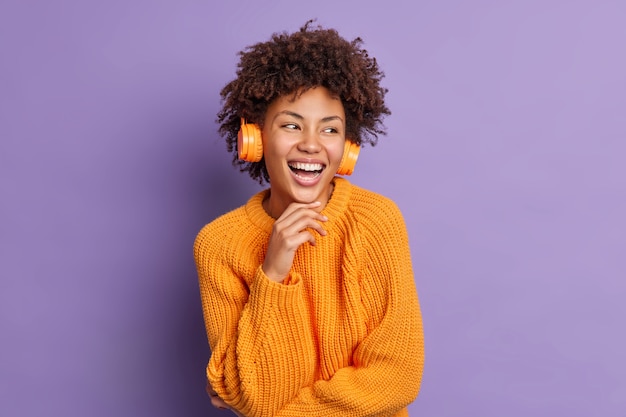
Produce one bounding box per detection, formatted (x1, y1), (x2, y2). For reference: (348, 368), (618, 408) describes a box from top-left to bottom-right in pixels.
(288, 162), (325, 179)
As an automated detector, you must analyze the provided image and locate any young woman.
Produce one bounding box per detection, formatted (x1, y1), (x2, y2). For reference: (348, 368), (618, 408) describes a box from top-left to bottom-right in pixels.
(194, 21), (424, 417)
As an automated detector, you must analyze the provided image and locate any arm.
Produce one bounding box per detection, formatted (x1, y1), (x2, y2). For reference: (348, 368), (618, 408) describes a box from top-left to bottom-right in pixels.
(196, 200), (424, 417)
(194, 223), (318, 417)
(275, 202), (424, 417)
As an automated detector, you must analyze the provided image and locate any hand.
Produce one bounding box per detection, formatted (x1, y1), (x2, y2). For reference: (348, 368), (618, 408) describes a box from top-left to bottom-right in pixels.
(206, 379), (228, 410)
(262, 201), (328, 282)
(206, 380), (245, 416)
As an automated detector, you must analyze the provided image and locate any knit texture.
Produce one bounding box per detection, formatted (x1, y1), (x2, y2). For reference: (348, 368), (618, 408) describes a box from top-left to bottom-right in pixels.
(194, 177), (424, 417)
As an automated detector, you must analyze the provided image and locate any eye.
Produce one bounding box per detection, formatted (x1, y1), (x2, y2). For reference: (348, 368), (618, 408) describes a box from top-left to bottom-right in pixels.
(282, 123), (299, 130)
(323, 127), (339, 134)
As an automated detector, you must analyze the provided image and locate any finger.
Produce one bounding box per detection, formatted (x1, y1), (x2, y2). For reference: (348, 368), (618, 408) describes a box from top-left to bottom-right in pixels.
(306, 219), (328, 236)
(263, 229), (318, 281)
(263, 203), (329, 282)
(278, 201), (323, 218)
(267, 232), (315, 258)
(274, 209), (328, 236)
(279, 224), (326, 243)
(279, 205), (327, 223)
(282, 229), (318, 248)
(210, 396), (228, 410)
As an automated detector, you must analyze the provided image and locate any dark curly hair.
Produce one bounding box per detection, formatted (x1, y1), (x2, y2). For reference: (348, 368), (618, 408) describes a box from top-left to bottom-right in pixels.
(217, 20), (391, 183)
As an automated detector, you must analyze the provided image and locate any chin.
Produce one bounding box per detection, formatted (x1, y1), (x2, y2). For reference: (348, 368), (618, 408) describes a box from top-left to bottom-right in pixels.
(291, 190), (324, 204)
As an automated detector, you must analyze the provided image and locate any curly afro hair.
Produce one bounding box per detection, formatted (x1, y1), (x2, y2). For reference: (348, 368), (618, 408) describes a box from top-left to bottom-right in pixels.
(217, 20), (391, 184)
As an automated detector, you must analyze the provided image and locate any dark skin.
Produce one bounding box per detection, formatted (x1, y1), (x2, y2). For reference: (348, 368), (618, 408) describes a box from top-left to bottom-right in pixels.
(262, 201), (328, 282)
(206, 205), (327, 412)
(207, 204), (328, 415)
(208, 87), (345, 414)
(217, 21), (390, 184)
(206, 382), (243, 416)
(209, 22), (391, 414)
(259, 87), (345, 282)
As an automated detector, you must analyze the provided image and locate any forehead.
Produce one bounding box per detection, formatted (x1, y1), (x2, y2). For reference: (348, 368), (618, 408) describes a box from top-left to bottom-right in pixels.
(266, 87), (345, 118)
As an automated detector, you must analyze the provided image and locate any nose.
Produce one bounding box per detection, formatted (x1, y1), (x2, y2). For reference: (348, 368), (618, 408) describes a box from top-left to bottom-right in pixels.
(297, 129), (322, 154)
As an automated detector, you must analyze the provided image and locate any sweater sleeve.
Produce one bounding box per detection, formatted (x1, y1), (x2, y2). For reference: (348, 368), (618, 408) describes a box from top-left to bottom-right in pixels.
(274, 201), (425, 417)
(194, 226), (317, 417)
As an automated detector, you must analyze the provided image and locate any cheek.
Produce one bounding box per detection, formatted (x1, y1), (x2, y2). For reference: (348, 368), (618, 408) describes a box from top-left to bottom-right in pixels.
(262, 136), (285, 159)
(329, 141), (346, 164)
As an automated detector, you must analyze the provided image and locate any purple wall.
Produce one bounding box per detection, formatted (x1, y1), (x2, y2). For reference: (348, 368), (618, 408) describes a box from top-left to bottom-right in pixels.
(1, 1), (625, 416)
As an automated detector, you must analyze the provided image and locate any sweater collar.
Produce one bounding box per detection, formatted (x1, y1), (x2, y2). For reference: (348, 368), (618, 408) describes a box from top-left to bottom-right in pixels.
(245, 177), (352, 233)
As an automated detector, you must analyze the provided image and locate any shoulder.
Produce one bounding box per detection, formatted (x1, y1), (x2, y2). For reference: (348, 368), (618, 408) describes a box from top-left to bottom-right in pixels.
(194, 189), (270, 260)
(194, 205), (248, 253)
(340, 181), (409, 245)
(197, 204), (248, 234)
(195, 188), (270, 244)
(347, 182), (405, 223)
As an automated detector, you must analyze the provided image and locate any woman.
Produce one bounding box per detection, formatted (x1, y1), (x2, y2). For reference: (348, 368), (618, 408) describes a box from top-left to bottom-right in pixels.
(194, 21), (424, 417)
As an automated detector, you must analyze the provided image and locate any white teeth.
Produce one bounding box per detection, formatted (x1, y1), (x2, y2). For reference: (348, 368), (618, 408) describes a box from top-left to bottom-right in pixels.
(289, 162), (324, 171)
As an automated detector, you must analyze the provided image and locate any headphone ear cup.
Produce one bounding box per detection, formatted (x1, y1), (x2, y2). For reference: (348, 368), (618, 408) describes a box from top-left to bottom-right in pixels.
(337, 140), (360, 176)
(237, 119), (263, 162)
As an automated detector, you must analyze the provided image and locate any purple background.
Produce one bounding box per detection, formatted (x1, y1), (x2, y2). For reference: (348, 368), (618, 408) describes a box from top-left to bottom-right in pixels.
(1, 1), (625, 416)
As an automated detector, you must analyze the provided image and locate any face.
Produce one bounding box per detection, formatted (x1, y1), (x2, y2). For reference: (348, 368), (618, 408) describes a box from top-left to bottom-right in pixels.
(261, 86), (346, 217)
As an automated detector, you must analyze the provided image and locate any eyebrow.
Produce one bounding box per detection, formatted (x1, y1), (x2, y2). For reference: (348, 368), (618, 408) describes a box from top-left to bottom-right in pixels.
(273, 110), (344, 124)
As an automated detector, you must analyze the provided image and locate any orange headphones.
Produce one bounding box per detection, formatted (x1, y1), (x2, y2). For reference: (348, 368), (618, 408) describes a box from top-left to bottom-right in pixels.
(237, 118), (360, 176)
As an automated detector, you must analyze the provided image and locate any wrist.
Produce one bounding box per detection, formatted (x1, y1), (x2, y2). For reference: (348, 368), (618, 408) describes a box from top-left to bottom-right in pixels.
(261, 263), (287, 283)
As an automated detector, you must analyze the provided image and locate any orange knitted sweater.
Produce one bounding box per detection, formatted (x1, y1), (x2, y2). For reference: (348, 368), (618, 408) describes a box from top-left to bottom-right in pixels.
(194, 177), (424, 417)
